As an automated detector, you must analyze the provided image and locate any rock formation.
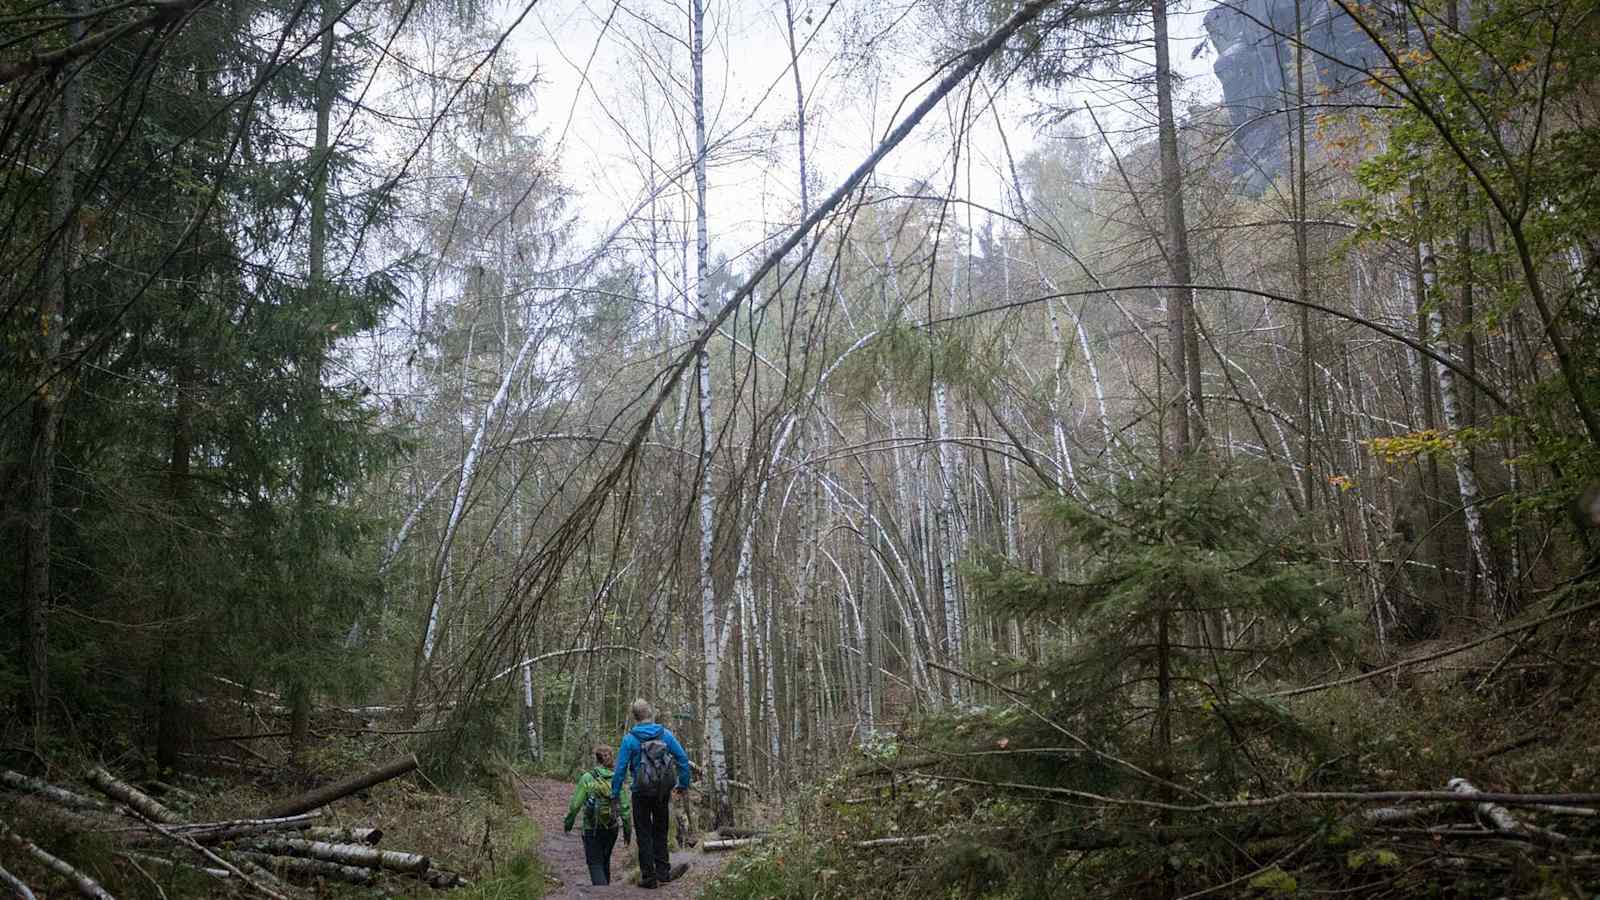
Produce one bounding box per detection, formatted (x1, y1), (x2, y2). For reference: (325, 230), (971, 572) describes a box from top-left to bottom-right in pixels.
(1203, 0), (1386, 194)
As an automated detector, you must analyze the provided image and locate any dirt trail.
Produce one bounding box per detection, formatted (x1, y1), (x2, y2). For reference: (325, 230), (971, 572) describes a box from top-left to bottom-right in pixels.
(516, 776), (732, 899)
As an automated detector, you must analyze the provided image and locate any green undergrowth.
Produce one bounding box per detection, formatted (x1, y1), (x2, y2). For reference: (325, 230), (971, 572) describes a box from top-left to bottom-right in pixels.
(449, 817), (546, 900)
(706, 674), (1600, 899)
(706, 464), (1600, 899)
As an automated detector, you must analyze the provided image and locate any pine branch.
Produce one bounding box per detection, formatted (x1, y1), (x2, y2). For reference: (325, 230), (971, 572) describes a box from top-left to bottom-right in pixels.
(0, 0), (210, 86)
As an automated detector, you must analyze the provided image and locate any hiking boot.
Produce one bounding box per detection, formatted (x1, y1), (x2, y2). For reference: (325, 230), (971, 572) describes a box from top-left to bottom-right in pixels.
(639, 880), (658, 890)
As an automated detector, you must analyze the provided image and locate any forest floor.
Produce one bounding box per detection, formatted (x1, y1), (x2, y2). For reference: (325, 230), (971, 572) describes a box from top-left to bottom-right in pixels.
(517, 776), (732, 898)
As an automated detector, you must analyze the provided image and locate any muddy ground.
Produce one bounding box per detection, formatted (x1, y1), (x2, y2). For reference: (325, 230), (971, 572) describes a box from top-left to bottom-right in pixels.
(516, 777), (733, 899)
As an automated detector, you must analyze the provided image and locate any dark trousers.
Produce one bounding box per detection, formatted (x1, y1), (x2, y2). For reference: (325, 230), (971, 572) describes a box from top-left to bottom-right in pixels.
(581, 827), (618, 885)
(631, 790), (672, 884)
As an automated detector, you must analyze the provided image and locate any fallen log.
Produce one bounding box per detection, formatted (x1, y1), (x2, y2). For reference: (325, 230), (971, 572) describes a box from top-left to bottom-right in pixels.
(141, 781), (202, 806)
(8, 795), (118, 836)
(162, 814), (320, 845)
(1, 770), (112, 813)
(236, 851), (377, 886)
(211, 676), (280, 701)
(716, 827), (768, 839)
(0, 863), (37, 900)
(259, 753), (418, 818)
(224, 855), (293, 895)
(1369, 825), (1498, 839)
(1360, 803), (1456, 825)
(1448, 778), (1568, 846)
(118, 852), (231, 880)
(87, 767), (180, 824)
(702, 837), (762, 851)
(245, 837), (429, 874)
(1526, 803), (1598, 818)
(303, 825), (383, 845)
(117, 806), (291, 900)
(854, 835), (933, 848)
(1, 821), (116, 900)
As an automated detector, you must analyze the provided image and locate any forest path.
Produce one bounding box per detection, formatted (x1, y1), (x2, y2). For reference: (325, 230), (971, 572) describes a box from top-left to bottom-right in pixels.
(517, 776), (732, 898)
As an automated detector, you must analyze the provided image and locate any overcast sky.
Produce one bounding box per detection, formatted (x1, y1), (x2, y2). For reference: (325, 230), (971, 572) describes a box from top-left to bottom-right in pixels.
(498, 0), (1223, 269)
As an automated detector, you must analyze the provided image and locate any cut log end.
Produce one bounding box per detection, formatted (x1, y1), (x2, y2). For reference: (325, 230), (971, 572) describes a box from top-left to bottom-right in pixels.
(304, 825), (383, 845)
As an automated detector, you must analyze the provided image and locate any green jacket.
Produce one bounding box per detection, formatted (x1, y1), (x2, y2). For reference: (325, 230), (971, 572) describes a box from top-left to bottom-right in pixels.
(563, 766), (631, 836)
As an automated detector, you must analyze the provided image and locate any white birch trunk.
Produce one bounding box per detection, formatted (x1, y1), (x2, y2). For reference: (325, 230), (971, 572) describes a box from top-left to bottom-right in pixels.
(420, 329), (539, 661)
(760, 583), (781, 766)
(1419, 241), (1502, 613)
(738, 563), (754, 774)
(1069, 304), (1116, 467)
(933, 381), (963, 701)
(380, 471), (448, 574)
(1027, 257), (1130, 476)
(689, 0), (730, 819)
(1044, 296), (1075, 493)
(812, 471), (933, 698)
(816, 545), (869, 739)
(520, 660), (538, 760)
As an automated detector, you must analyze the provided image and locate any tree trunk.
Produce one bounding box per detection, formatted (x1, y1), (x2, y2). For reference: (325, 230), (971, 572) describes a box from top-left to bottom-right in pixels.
(933, 380), (963, 701)
(781, 0), (810, 222)
(0, 864), (37, 900)
(1292, 0), (1316, 509)
(157, 815), (323, 845)
(689, 0), (731, 829)
(1044, 295), (1076, 492)
(235, 851), (377, 886)
(1152, 0), (1201, 454)
(521, 656), (539, 760)
(1, 770), (110, 813)
(19, 0), (84, 749)
(87, 767), (181, 824)
(244, 837), (429, 874)
(1417, 213), (1503, 616)
(1, 824), (114, 900)
(259, 754), (418, 818)
(156, 299), (195, 772)
(304, 826), (383, 845)
(290, 0), (337, 767)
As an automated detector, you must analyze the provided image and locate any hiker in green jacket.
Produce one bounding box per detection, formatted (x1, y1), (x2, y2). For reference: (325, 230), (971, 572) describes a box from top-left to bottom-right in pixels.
(563, 745), (632, 885)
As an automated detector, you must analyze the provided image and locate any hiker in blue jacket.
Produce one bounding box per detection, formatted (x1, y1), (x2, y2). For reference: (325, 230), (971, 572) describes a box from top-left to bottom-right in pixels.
(611, 698), (692, 889)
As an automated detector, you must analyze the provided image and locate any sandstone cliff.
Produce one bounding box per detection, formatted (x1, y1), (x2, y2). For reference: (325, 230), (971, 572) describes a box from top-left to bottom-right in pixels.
(1203, 0), (1385, 193)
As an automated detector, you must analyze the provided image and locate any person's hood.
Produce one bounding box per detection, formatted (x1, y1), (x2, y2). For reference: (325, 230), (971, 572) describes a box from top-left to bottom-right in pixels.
(591, 765), (614, 779)
(629, 722), (665, 741)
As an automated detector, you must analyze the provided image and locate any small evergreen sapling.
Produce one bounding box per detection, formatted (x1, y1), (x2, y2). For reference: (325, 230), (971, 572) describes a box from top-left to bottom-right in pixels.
(971, 459), (1355, 820)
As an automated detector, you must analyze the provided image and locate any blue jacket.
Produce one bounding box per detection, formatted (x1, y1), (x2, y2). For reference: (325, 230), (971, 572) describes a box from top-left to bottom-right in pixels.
(611, 722), (691, 797)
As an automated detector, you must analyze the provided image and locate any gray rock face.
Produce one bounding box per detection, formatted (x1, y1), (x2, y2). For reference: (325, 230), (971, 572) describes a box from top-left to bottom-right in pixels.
(1203, 0), (1385, 194)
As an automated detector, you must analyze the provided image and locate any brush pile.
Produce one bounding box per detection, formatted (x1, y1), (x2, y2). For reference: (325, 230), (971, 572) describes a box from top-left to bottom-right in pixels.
(0, 756), (467, 899)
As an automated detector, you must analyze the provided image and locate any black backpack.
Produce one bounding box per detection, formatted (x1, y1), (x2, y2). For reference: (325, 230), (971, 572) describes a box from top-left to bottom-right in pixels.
(633, 738), (678, 797)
